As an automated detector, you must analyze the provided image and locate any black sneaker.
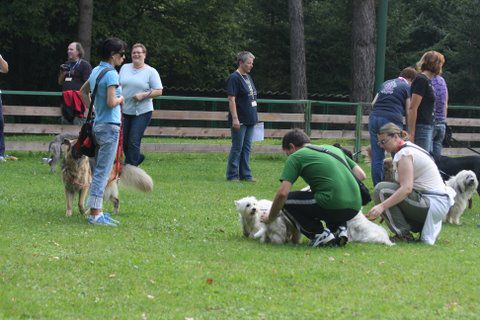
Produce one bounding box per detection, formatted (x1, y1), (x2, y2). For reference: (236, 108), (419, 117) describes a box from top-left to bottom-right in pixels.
(308, 229), (336, 247)
(335, 226), (348, 247)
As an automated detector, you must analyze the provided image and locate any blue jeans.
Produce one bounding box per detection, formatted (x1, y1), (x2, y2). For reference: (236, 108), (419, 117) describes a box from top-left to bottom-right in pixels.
(123, 111), (152, 166)
(226, 124), (254, 180)
(414, 124), (434, 153)
(368, 115), (401, 186)
(87, 123), (120, 210)
(0, 95), (4, 156)
(432, 122), (446, 158)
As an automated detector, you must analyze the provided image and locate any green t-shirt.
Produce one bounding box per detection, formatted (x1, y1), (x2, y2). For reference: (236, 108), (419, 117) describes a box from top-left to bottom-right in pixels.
(280, 144), (362, 210)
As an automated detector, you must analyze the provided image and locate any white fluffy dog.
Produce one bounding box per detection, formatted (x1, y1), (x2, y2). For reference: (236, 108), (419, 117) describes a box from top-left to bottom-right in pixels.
(347, 210), (394, 246)
(445, 170), (478, 225)
(235, 196), (301, 244)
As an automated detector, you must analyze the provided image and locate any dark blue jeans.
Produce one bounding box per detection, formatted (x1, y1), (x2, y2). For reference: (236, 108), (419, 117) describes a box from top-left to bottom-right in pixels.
(88, 124), (120, 210)
(122, 111), (152, 166)
(226, 124), (254, 180)
(368, 115), (401, 186)
(432, 122), (446, 158)
(0, 95), (4, 157)
(415, 123), (434, 154)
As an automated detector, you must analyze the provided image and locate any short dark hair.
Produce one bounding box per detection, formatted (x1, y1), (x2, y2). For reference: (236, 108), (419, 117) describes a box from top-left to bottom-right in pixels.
(282, 129), (310, 150)
(98, 37), (127, 60)
(399, 67), (417, 82)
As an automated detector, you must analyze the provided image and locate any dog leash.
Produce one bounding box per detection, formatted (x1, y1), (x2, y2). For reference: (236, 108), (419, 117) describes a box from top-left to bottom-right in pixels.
(450, 136), (480, 156)
(114, 113), (124, 177)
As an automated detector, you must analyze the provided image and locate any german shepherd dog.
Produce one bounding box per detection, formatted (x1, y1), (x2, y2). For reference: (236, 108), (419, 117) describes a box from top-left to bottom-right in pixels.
(61, 139), (153, 217)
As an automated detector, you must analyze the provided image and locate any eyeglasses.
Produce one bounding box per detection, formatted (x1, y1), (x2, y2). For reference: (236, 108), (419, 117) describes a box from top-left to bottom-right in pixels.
(132, 51), (145, 55)
(377, 136), (393, 146)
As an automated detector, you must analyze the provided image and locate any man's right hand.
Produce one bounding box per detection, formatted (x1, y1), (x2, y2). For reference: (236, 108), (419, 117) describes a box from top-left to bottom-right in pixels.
(232, 119), (240, 130)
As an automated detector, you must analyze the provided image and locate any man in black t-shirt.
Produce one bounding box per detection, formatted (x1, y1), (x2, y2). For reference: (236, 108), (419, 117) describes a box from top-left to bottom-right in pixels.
(58, 42), (92, 124)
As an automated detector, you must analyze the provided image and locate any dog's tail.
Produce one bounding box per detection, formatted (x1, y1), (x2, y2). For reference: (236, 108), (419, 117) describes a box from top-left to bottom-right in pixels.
(119, 164), (154, 192)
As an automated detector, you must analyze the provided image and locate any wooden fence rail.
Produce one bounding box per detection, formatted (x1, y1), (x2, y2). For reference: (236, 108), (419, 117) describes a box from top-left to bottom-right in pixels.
(2, 91), (480, 156)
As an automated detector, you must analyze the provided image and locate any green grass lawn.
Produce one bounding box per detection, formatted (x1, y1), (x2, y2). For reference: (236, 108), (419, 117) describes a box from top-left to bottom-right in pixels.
(1, 150), (479, 319)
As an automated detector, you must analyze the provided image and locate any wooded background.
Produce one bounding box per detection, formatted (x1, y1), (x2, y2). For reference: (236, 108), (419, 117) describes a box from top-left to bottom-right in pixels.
(1, 0), (479, 104)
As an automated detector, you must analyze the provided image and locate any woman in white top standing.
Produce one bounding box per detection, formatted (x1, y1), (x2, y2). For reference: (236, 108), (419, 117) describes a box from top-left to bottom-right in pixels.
(367, 123), (455, 245)
(119, 43), (163, 166)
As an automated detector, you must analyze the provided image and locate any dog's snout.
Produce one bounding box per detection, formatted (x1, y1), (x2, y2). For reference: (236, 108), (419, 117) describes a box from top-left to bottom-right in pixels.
(251, 207), (257, 214)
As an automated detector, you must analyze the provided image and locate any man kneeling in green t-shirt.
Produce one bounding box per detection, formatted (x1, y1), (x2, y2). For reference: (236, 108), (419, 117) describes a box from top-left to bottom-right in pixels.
(261, 130), (366, 247)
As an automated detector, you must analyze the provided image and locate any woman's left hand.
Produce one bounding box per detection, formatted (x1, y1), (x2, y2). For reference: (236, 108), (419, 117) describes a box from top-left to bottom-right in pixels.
(133, 92), (146, 101)
(367, 203), (384, 221)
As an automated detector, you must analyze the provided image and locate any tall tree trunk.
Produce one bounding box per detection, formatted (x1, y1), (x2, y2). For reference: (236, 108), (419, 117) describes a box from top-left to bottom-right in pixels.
(78, 0), (93, 61)
(351, 0), (376, 105)
(288, 0), (307, 127)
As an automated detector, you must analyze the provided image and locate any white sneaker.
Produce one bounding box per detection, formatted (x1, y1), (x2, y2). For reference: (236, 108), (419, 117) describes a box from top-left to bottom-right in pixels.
(308, 229), (336, 247)
(42, 157), (53, 165)
(0, 156), (6, 162)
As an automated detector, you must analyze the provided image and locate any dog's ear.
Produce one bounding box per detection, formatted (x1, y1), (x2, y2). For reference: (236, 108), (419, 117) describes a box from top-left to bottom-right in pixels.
(62, 139), (77, 151)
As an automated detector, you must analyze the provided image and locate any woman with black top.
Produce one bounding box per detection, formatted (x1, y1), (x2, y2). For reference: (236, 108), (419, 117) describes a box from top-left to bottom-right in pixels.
(407, 51), (443, 153)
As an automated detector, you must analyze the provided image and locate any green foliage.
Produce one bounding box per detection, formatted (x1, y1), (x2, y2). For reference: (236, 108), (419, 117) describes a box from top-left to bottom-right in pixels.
(1, 151), (480, 319)
(1, 0), (480, 103)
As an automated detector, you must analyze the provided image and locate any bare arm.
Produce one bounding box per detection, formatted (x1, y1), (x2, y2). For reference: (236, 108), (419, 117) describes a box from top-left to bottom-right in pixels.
(408, 94), (423, 142)
(0, 54), (8, 73)
(228, 95), (240, 130)
(58, 70), (66, 85)
(404, 97), (411, 127)
(371, 93), (379, 106)
(263, 180), (292, 224)
(367, 155), (414, 220)
(106, 86), (124, 108)
(352, 165), (367, 181)
(79, 80), (91, 108)
(133, 88), (163, 101)
(445, 89), (449, 118)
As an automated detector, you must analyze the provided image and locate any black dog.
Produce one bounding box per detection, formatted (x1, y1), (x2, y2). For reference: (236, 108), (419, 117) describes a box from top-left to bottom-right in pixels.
(333, 143), (354, 160)
(434, 155), (480, 195)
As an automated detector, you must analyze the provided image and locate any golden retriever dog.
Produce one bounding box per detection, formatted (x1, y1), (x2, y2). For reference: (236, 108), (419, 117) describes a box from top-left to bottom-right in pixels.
(445, 170), (478, 225)
(61, 139), (153, 217)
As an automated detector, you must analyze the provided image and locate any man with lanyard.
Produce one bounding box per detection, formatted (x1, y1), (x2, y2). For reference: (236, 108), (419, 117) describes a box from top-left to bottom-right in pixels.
(226, 51), (258, 182)
(58, 42), (92, 125)
(0, 53), (9, 162)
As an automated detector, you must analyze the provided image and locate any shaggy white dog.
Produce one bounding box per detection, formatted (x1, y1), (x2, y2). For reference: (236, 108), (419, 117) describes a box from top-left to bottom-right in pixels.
(445, 170), (478, 225)
(235, 196), (301, 244)
(347, 210), (394, 246)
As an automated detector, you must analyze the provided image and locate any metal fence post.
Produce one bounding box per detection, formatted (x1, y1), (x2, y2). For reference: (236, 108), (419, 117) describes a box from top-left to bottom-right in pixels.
(304, 100), (312, 136)
(354, 103), (363, 161)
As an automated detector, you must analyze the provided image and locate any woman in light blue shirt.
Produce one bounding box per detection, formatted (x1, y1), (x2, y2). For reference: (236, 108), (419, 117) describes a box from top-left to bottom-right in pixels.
(119, 43), (163, 166)
(80, 37), (127, 226)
